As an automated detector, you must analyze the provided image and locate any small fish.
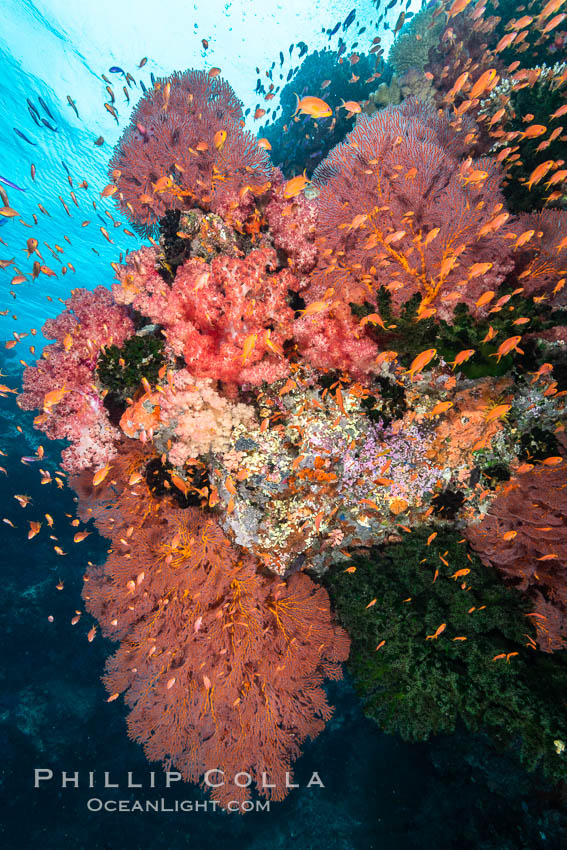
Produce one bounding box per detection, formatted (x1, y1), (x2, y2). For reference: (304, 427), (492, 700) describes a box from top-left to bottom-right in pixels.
(469, 69), (499, 100)
(405, 349), (437, 381)
(526, 160), (555, 191)
(484, 403), (512, 423)
(521, 124), (547, 140)
(450, 349), (475, 369)
(428, 401), (453, 416)
(213, 130), (227, 151)
(13, 128), (37, 146)
(104, 102), (119, 123)
(254, 107), (266, 120)
(284, 170), (310, 199)
(94, 136), (105, 146)
(28, 107), (42, 127)
(292, 95), (332, 119)
(339, 99), (361, 114)
(490, 336), (523, 362)
(257, 137), (272, 150)
(239, 333), (257, 363)
(0, 175), (25, 191)
(138, 57), (148, 68)
(38, 97), (54, 120)
(66, 96), (79, 118)
(426, 623), (447, 640)
(208, 67), (221, 78)
(451, 568), (470, 580)
(109, 66), (125, 74)
(92, 465), (112, 486)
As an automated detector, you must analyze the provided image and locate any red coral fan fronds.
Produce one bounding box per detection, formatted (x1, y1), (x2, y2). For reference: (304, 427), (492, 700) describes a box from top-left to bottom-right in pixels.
(515, 209), (567, 306)
(81, 503), (349, 807)
(113, 245), (298, 387)
(109, 70), (274, 231)
(17, 287), (134, 472)
(467, 461), (567, 652)
(304, 98), (514, 329)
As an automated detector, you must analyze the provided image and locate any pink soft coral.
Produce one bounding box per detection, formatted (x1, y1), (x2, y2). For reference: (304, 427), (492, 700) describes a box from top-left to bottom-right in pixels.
(119, 370), (256, 466)
(264, 179), (318, 275)
(17, 287), (133, 472)
(113, 245), (298, 387)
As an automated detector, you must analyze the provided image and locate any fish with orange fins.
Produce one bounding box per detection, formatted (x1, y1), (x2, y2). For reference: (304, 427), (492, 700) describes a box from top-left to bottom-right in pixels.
(426, 623), (447, 640)
(292, 94), (332, 119)
(284, 171), (310, 199)
(405, 348), (437, 381)
(490, 335), (524, 362)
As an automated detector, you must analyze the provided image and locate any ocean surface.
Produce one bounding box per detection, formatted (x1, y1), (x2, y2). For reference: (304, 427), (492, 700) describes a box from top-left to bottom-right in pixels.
(1, 1), (566, 848)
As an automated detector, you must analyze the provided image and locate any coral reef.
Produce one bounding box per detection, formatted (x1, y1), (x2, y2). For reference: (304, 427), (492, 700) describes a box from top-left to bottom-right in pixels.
(324, 528), (567, 783)
(12, 51), (567, 814)
(76, 451), (349, 807)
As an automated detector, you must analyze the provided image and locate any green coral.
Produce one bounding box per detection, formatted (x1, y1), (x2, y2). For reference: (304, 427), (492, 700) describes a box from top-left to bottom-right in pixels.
(351, 291), (566, 377)
(387, 7), (444, 76)
(324, 528), (567, 782)
(489, 73), (567, 213)
(97, 333), (165, 398)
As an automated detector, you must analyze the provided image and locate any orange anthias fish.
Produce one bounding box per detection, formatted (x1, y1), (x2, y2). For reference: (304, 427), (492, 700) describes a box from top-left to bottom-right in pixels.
(43, 386), (68, 411)
(426, 623), (447, 640)
(526, 160), (556, 190)
(469, 69), (499, 100)
(447, 0), (474, 18)
(92, 464), (113, 486)
(405, 348), (437, 380)
(292, 95), (332, 119)
(213, 130), (227, 151)
(450, 349), (475, 369)
(490, 335), (524, 361)
(484, 403), (512, 422)
(284, 171), (310, 199)
(239, 333), (257, 363)
(340, 100), (361, 114)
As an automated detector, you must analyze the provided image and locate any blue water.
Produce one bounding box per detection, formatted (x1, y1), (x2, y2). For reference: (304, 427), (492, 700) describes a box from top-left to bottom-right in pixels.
(1, 1), (566, 847)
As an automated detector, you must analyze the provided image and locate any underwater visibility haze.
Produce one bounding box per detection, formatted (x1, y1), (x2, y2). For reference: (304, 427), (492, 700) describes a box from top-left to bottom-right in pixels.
(1, 0), (567, 848)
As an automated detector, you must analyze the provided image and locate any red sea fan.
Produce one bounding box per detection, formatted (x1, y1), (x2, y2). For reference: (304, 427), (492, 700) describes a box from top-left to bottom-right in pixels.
(81, 500), (350, 808)
(109, 70), (274, 231)
(515, 209), (567, 306)
(466, 461), (567, 652)
(305, 98), (515, 325)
